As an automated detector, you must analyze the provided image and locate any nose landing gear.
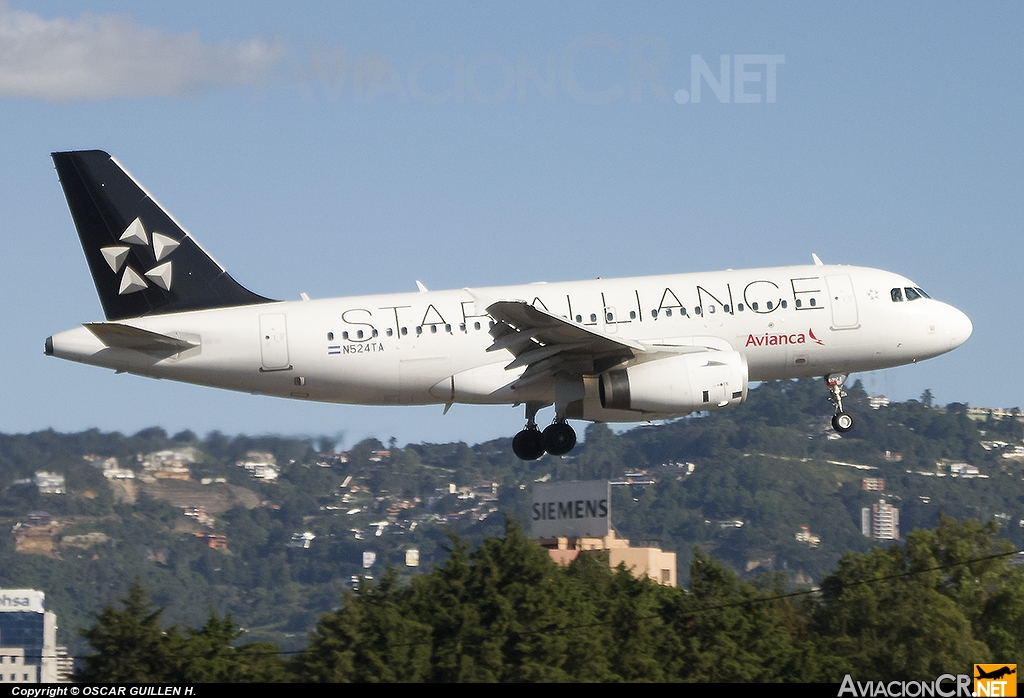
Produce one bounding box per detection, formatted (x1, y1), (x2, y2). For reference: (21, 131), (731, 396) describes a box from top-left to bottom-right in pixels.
(826, 373), (855, 433)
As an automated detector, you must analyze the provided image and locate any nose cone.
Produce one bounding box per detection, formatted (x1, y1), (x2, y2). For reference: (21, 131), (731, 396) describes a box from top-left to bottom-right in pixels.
(947, 305), (973, 349)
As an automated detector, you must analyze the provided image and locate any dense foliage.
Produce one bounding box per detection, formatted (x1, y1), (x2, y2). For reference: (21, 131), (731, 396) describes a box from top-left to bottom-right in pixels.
(81, 517), (1022, 682)
(78, 580), (288, 682)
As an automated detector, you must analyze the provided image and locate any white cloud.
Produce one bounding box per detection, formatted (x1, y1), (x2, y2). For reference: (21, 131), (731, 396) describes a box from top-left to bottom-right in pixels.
(0, 5), (285, 101)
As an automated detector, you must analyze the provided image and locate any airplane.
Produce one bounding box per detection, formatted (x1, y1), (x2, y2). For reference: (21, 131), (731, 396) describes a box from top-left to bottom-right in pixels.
(45, 150), (973, 460)
(975, 666), (1016, 681)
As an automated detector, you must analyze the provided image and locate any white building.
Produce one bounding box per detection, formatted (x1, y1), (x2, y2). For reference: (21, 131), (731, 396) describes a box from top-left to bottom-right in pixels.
(862, 500), (900, 541)
(32, 473), (65, 495)
(0, 590), (59, 683)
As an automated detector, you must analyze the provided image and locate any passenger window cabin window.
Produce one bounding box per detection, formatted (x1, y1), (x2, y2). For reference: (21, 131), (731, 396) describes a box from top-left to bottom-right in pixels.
(372, 329), (378, 337)
(723, 305), (730, 313)
(327, 332), (334, 341)
(401, 327), (408, 336)
(651, 309), (658, 318)
(781, 300), (787, 309)
(766, 301), (773, 310)
(575, 314), (583, 323)
(737, 304), (744, 312)
(606, 312), (613, 322)
(665, 309), (673, 317)
(891, 288), (904, 302)
(342, 331), (349, 340)
(751, 302), (759, 311)
(708, 305), (716, 314)
(629, 311), (636, 319)
(810, 298), (816, 307)
(474, 322), (481, 330)
(695, 306), (702, 316)
(386, 328), (394, 337)
(459, 323), (466, 331)
(905, 287), (921, 301)
(590, 313), (597, 323)
(416, 326), (422, 335)
(356, 330), (364, 339)
(795, 299), (802, 308)
(430, 325), (437, 334)
(445, 324), (452, 332)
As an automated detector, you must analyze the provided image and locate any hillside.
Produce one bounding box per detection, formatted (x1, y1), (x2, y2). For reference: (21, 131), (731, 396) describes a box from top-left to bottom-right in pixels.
(1, 378), (1022, 656)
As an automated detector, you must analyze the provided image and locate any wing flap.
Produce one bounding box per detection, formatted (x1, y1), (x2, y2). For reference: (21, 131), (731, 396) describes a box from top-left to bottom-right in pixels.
(486, 300), (647, 353)
(478, 298), (644, 383)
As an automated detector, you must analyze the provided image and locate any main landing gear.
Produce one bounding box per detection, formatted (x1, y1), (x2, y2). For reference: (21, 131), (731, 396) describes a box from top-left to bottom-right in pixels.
(826, 373), (854, 433)
(512, 402), (577, 460)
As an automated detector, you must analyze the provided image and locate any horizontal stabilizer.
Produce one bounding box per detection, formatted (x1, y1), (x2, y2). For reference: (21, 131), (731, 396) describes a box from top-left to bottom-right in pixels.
(84, 322), (199, 354)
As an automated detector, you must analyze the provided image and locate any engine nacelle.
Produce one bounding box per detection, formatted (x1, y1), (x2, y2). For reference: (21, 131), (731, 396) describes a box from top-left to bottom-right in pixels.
(598, 350), (748, 414)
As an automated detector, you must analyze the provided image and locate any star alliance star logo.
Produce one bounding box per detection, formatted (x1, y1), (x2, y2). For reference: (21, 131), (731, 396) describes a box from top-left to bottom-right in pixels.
(100, 217), (179, 295)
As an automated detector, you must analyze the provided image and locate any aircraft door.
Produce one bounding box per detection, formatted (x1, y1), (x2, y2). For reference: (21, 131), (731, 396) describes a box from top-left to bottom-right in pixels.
(259, 313), (291, 371)
(825, 275), (859, 329)
(603, 306), (618, 334)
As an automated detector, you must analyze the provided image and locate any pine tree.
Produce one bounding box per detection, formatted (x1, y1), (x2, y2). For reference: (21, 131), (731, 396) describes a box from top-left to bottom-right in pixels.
(78, 580), (179, 682)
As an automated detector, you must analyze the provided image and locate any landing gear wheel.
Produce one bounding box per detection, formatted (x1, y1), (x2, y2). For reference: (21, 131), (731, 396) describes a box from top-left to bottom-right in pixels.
(542, 422), (577, 456)
(513, 428), (546, 460)
(832, 412), (854, 433)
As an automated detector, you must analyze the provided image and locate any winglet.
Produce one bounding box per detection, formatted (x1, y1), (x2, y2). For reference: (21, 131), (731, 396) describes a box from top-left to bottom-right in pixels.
(811, 253), (824, 266)
(464, 287), (501, 318)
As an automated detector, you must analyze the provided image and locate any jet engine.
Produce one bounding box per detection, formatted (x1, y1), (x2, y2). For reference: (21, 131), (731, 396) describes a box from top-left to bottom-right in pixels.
(598, 351), (748, 414)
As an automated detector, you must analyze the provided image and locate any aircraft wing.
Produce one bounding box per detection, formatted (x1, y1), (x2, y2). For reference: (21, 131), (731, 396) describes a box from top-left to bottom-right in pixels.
(483, 299), (646, 386)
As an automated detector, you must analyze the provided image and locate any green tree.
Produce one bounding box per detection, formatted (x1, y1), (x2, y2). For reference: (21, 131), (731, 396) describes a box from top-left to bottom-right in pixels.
(170, 612), (290, 682)
(78, 580), (178, 682)
(298, 520), (611, 682)
(406, 520), (600, 681)
(661, 551), (842, 682)
(79, 581), (288, 683)
(298, 568), (432, 682)
(811, 518), (1005, 680)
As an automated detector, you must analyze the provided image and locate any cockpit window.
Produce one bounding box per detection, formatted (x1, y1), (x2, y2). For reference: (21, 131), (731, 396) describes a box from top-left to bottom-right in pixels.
(904, 287), (921, 301)
(915, 287), (931, 299)
(891, 288), (903, 302)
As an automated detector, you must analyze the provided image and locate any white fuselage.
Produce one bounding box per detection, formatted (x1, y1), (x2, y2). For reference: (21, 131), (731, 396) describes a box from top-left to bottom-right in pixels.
(48, 263), (972, 422)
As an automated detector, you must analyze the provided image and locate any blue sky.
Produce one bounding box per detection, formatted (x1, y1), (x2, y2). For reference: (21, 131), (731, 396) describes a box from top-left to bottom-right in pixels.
(1, 2), (1020, 448)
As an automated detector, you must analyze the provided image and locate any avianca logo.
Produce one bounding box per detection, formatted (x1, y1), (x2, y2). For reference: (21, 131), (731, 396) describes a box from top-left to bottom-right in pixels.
(745, 328), (825, 347)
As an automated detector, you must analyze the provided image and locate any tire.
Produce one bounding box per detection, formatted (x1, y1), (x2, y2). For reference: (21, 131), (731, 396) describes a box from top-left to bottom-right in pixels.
(542, 422), (577, 456)
(513, 428), (546, 460)
(832, 412), (854, 433)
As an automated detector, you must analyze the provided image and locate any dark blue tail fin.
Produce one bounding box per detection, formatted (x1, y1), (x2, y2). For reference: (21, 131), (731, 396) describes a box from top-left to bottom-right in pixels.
(52, 150), (274, 321)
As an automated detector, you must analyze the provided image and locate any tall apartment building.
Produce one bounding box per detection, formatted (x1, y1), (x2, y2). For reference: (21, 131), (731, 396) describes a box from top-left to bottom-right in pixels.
(861, 499), (900, 541)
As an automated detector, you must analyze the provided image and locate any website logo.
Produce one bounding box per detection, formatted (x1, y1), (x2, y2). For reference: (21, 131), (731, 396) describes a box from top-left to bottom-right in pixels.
(975, 665), (1017, 697)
